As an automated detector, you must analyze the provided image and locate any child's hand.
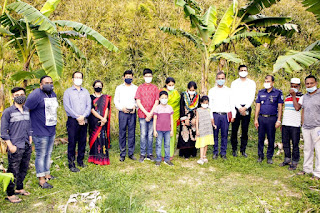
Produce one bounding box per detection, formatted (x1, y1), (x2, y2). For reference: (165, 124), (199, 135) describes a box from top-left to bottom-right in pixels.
(196, 130), (200, 136)
(154, 131), (158, 137)
(213, 124), (217, 129)
(170, 131), (173, 137)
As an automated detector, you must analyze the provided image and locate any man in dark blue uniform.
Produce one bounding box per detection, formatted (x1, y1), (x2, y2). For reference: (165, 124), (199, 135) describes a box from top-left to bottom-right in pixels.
(254, 75), (283, 164)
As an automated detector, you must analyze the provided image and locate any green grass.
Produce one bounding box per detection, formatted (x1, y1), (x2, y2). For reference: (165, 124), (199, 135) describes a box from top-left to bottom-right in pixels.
(0, 129), (320, 212)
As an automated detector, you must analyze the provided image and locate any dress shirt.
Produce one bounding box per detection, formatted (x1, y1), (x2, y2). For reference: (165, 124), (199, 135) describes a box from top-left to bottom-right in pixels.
(231, 78), (256, 109)
(208, 86), (236, 119)
(63, 85), (91, 118)
(255, 87), (284, 115)
(114, 83), (138, 111)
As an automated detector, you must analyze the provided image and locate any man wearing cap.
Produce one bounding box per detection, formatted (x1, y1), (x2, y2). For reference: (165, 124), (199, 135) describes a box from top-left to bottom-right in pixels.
(279, 78), (303, 170)
(254, 75), (284, 164)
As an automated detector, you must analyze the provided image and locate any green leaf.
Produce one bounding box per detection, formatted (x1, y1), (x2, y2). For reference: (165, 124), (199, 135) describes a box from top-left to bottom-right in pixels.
(0, 173), (14, 192)
(273, 50), (320, 73)
(202, 6), (217, 36)
(58, 31), (84, 39)
(305, 40), (320, 51)
(175, 0), (186, 7)
(215, 32), (269, 47)
(0, 27), (13, 35)
(61, 38), (86, 60)
(209, 52), (243, 63)
(183, 5), (196, 17)
(40, 0), (61, 17)
(244, 15), (291, 27)
(209, 0), (238, 51)
(53, 20), (118, 52)
(11, 71), (34, 81)
(32, 30), (63, 80)
(266, 23), (299, 38)
(302, 0), (320, 23)
(239, 0), (281, 16)
(7, 1), (57, 34)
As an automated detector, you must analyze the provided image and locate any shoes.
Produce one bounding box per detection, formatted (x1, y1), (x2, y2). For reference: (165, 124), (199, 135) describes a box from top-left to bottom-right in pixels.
(203, 158), (208, 163)
(212, 154), (218, 159)
(267, 159), (273, 164)
(221, 155), (227, 159)
(119, 157), (125, 162)
(297, 171), (306, 175)
(241, 152), (248, 158)
(311, 175), (320, 181)
(232, 151), (237, 157)
(77, 163), (87, 168)
(197, 159), (204, 165)
(279, 161), (290, 167)
(164, 161), (174, 166)
(146, 155), (155, 161)
(139, 155), (145, 163)
(129, 155), (137, 161)
(69, 167), (80, 172)
(257, 157), (263, 163)
(39, 182), (53, 189)
(288, 164), (297, 170)
(155, 161), (161, 166)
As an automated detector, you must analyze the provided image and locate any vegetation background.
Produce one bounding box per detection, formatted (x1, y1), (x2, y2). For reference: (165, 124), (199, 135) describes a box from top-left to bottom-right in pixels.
(0, 0), (320, 212)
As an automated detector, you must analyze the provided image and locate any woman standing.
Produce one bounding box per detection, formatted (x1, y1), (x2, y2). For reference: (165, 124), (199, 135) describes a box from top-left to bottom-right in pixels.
(160, 77), (180, 160)
(177, 81), (200, 159)
(88, 80), (112, 165)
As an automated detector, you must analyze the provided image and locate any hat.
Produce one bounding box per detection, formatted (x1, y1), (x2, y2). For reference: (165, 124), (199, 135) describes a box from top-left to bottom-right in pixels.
(290, 78), (300, 84)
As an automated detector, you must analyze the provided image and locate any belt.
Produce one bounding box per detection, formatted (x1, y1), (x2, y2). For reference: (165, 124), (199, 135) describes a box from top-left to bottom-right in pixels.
(214, 112), (227, 115)
(260, 114), (277, 117)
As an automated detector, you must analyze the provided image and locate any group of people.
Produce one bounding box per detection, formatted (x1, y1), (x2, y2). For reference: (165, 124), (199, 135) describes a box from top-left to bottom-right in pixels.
(1, 66), (320, 203)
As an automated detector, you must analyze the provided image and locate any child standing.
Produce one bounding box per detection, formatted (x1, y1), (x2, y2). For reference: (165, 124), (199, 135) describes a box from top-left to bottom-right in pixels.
(153, 91), (174, 166)
(196, 96), (215, 165)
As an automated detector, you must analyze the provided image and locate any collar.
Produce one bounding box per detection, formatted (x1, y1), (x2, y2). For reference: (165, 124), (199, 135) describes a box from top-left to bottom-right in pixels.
(121, 83), (135, 87)
(264, 87), (276, 93)
(13, 104), (27, 111)
(72, 85), (82, 91)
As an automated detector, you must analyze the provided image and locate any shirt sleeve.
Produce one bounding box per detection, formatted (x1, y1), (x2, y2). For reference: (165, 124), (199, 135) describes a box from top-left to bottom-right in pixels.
(278, 90), (284, 104)
(229, 89), (236, 118)
(114, 86), (122, 111)
(245, 81), (256, 109)
(83, 90), (92, 118)
(153, 86), (159, 102)
(256, 91), (261, 103)
(1, 109), (11, 141)
(25, 90), (39, 110)
(63, 89), (78, 118)
(180, 93), (187, 121)
(153, 106), (158, 115)
(298, 95), (303, 107)
(134, 86), (141, 100)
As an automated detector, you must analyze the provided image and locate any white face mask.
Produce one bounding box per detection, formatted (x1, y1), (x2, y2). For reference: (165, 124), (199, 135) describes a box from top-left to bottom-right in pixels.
(291, 88), (298, 93)
(201, 104), (208, 108)
(74, 78), (83, 86)
(239, 71), (248, 78)
(144, 77), (152, 84)
(160, 98), (168, 105)
(167, 86), (175, 91)
(264, 83), (272, 89)
(188, 90), (196, 95)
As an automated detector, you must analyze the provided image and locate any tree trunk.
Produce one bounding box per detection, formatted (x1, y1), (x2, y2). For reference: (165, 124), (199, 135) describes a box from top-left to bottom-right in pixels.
(201, 49), (209, 95)
(0, 58), (5, 116)
(23, 60), (31, 88)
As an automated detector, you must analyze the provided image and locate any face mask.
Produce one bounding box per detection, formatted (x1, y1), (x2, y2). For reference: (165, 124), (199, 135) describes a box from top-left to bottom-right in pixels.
(239, 71), (248, 78)
(94, 87), (102, 93)
(124, 78), (133, 84)
(167, 86), (175, 91)
(144, 77), (152, 84)
(291, 88), (298, 93)
(264, 83), (272, 89)
(14, 95), (26, 104)
(160, 98), (168, 105)
(216, 79), (225, 86)
(188, 90), (196, 95)
(306, 86), (317, 93)
(42, 84), (54, 94)
(74, 78), (83, 86)
(202, 104), (208, 108)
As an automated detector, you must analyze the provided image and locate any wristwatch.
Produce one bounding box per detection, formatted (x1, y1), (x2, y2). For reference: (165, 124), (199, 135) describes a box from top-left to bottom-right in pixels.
(276, 120), (281, 124)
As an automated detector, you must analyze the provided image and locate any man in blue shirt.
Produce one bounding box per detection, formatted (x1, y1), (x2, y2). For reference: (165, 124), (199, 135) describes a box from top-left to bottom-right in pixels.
(1, 87), (32, 203)
(254, 75), (283, 164)
(25, 76), (58, 188)
(63, 71), (91, 172)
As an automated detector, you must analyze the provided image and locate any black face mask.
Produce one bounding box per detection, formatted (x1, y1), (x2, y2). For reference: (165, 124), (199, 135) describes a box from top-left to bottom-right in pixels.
(94, 87), (102, 93)
(14, 95), (26, 104)
(42, 84), (54, 94)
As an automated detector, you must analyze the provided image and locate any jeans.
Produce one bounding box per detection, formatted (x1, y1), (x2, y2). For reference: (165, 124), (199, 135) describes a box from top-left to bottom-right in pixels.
(156, 131), (170, 162)
(282, 125), (300, 163)
(119, 112), (136, 157)
(139, 118), (153, 156)
(231, 107), (251, 152)
(33, 135), (55, 177)
(7, 142), (32, 196)
(258, 115), (277, 159)
(213, 113), (230, 156)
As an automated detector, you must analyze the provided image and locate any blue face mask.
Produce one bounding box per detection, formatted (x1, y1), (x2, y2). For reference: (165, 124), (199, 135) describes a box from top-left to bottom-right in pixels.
(216, 79), (225, 86)
(306, 86), (317, 93)
(125, 78), (133, 84)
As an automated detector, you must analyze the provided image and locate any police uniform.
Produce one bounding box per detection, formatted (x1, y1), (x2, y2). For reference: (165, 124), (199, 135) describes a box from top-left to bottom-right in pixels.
(256, 88), (284, 160)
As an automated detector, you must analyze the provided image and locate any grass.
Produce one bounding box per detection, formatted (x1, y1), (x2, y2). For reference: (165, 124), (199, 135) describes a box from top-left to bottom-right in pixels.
(0, 127), (320, 212)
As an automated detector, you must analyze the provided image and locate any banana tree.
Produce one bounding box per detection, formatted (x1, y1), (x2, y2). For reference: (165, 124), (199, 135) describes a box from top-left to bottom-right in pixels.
(273, 0), (320, 73)
(160, 0), (297, 94)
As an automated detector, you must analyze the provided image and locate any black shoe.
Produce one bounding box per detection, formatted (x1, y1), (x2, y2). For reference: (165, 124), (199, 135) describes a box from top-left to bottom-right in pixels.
(257, 157), (263, 163)
(212, 154), (218, 159)
(232, 151), (237, 157)
(155, 161), (161, 166)
(164, 160), (174, 166)
(119, 157), (125, 162)
(39, 182), (53, 189)
(78, 163), (87, 168)
(69, 167), (80, 172)
(279, 161), (290, 167)
(267, 159), (273, 164)
(221, 155), (227, 159)
(241, 152), (248, 158)
(146, 155), (155, 161)
(288, 164), (297, 170)
(139, 155), (145, 163)
(129, 155), (137, 161)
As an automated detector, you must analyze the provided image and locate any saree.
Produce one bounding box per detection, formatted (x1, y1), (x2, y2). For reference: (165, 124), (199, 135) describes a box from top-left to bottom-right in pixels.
(160, 88), (180, 158)
(88, 94), (112, 165)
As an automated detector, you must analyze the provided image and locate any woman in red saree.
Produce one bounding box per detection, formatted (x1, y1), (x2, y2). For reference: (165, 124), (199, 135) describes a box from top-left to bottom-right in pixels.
(88, 80), (112, 165)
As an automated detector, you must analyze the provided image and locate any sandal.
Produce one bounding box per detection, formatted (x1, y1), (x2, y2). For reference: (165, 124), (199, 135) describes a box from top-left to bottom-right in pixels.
(311, 176), (320, 181)
(15, 189), (31, 196)
(296, 171), (307, 175)
(5, 195), (22, 203)
(46, 175), (56, 181)
(39, 182), (53, 189)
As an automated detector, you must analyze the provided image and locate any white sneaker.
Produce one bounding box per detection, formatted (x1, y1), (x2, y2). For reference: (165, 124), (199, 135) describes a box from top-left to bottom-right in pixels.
(197, 159), (204, 165)
(203, 158), (208, 163)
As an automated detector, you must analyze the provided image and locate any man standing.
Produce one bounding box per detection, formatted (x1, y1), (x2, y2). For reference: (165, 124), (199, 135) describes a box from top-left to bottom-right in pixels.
(114, 70), (138, 162)
(1, 87), (32, 203)
(63, 71), (91, 172)
(255, 75), (283, 164)
(231, 65), (256, 157)
(298, 75), (320, 180)
(135, 68), (159, 162)
(208, 72), (236, 159)
(279, 78), (303, 170)
(25, 76), (58, 188)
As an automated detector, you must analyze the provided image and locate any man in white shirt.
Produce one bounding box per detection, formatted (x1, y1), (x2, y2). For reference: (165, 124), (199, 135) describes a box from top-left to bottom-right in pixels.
(114, 70), (138, 162)
(208, 72), (236, 159)
(230, 65), (256, 157)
